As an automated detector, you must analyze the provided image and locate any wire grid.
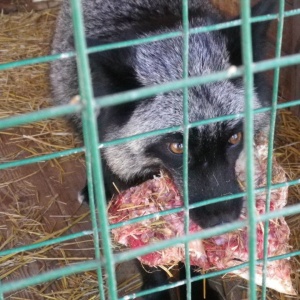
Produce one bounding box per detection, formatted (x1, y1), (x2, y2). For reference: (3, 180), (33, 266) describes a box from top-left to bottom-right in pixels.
(0, 0), (300, 299)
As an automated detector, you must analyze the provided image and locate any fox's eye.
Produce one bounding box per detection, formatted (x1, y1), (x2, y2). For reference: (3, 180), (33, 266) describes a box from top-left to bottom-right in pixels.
(169, 143), (184, 154)
(228, 132), (242, 145)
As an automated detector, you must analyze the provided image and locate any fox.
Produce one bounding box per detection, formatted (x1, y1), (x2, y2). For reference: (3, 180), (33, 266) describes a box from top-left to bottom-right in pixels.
(50, 0), (275, 298)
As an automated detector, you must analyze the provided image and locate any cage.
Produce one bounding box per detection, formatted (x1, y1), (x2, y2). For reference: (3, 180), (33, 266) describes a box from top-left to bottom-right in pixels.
(0, 0), (300, 300)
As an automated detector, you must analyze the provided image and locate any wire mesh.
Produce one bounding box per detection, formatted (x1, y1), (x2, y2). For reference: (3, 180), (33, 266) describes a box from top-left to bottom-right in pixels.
(0, 0), (300, 299)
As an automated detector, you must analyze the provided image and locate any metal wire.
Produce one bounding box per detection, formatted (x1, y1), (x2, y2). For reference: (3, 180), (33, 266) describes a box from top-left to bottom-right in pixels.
(261, 1), (285, 299)
(239, 0), (257, 298)
(0, 0), (300, 299)
(70, 0), (118, 298)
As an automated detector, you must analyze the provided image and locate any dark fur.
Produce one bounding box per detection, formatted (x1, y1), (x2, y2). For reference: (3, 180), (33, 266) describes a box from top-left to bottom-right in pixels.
(50, 1), (275, 298)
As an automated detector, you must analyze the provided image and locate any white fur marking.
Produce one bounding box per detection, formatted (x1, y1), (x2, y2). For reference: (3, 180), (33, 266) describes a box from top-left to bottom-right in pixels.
(77, 192), (85, 204)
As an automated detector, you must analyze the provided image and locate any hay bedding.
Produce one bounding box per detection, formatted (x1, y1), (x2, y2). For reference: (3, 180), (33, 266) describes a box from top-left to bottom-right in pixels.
(0, 9), (142, 300)
(0, 9), (101, 300)
(0, 0), (62, 14)
(0, 7), (299, 300)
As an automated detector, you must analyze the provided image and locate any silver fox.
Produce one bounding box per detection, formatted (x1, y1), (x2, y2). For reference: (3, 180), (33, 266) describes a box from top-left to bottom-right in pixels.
(50, 0), (275, 298)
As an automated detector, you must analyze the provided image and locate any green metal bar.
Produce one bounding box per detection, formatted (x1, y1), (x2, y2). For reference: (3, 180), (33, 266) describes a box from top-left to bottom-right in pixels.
(185, 249), (300, 291)
(114, 200), (300, 264)
(118, 244), (300, 300)
(69, 1), (118, 300)
(119, 257), (253, 299)
(99, 125), (181, 147)
(94, 51), (300, 109)
(1, 8), (299, 73)
(188, 99), (300, 129)
(1, 54), (300, 132)
(97, 97), (300, 144)
(95, 69), (244, 107)
(110, 177), (299, 230)
(275, 99), (300, 109)
(190, 8), (300, 34)
(263, 249), (300, 262)
(0, 98), (300, 172)
(261, 1), (285, 299)
(68, 1), (106, 299)
(0, 260), (101, 294)
(1, 98), (300, 172)
(0, 52), (75, 71)
(181, 0), (192, 297)
(0, 200), (299, 295)
(189, 178), (300, 210)
(2, 245), (300, 297)
(86, 12), (287, 56)
(0, 103), (81, 130)
(0, 282), (3, 300)
(1, 178), (298, 260)
(86, 31), (181, 54)
(0, 147), (84, 170)
(284, 7), (300, 17)
(1, 96), (299, 143)
(82, 143), (107, 300)
(0, 231), (92, 257)
(131, 242), (300, 300)
(237, 1), (257, 298)
(222, 52), (300, 77)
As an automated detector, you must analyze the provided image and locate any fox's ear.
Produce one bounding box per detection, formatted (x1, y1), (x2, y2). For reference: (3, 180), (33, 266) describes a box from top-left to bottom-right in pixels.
(224, 1), (277, 66)
(86, 37), (142, 97)
(86, 37), (135, 74)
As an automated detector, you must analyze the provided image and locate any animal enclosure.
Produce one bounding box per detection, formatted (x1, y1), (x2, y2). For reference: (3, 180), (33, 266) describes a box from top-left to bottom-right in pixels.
(0, 0), (300, 300)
